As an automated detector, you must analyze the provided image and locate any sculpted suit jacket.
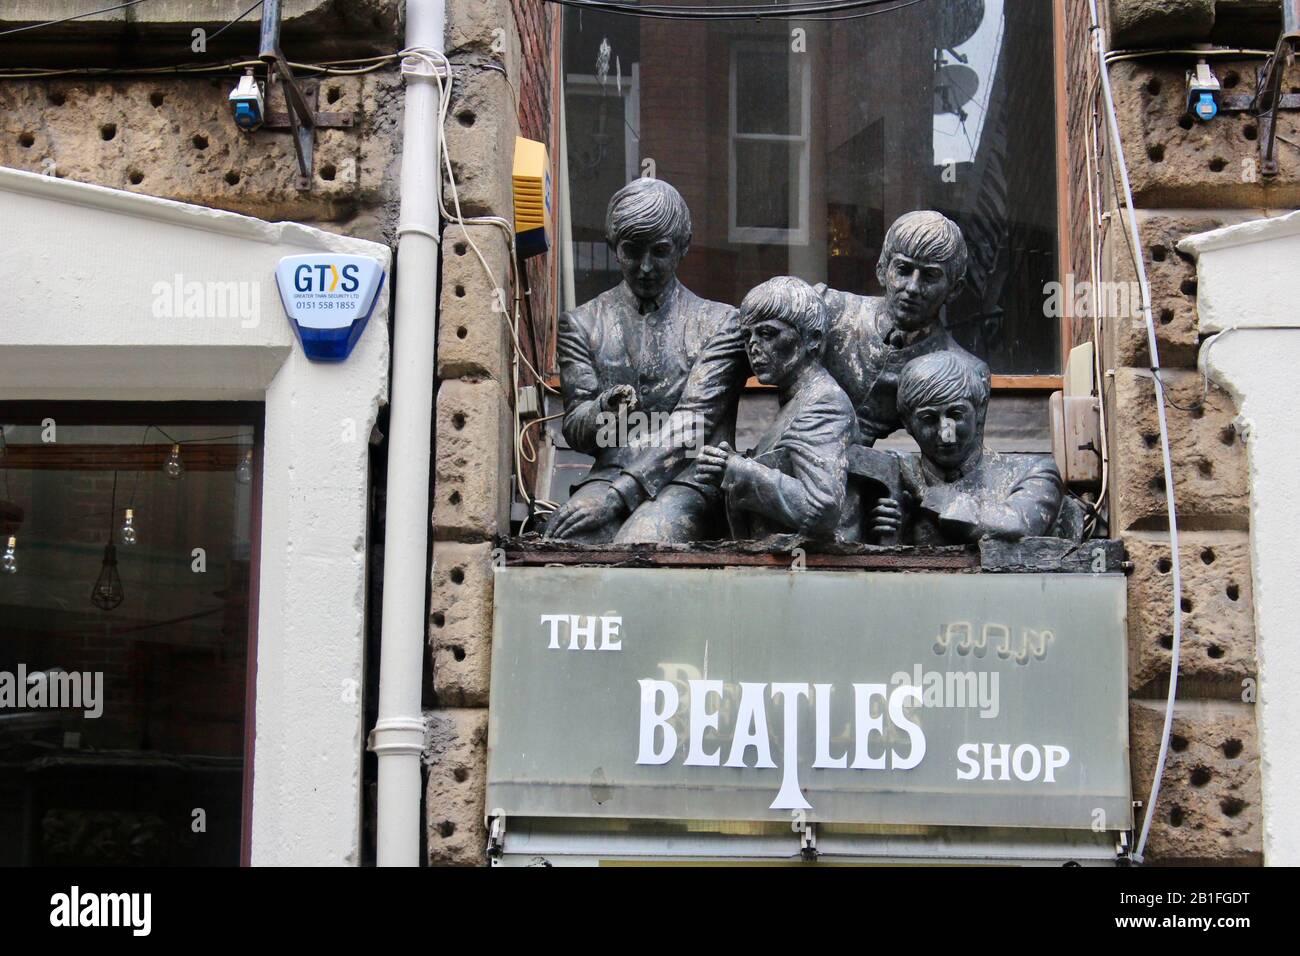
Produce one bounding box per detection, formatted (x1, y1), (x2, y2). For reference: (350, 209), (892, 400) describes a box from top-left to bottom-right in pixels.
(557, 278), (747, 505)
(817, 286), (983, 444)
(897, 449), (1065, 545)
(721, 365), (860, 542)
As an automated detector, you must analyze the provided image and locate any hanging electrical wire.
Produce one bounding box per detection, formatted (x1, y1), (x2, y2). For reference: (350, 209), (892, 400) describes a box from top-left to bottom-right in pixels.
(541, 0), (929, 21)
(399, 47), (560, 517)
(0, 54), (403, 80)
(0, 0), (153, 39)
(205, 0), (266, 44)
(1088, 0), (1184, 866)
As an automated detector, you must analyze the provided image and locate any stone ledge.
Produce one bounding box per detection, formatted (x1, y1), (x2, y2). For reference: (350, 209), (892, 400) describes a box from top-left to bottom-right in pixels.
(0, 1), (400, 65)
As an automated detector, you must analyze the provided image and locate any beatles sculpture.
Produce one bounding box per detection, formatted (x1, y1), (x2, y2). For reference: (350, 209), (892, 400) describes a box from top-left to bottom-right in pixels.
(546, 179), (1068, 547)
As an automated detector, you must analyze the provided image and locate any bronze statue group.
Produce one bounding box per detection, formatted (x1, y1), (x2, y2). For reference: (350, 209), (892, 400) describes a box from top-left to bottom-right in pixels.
(544, 178), (1069, 547)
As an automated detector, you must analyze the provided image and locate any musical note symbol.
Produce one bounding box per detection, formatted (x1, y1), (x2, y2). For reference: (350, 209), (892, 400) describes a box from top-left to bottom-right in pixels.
(953, 622), (974, 656)
(990, 623), (1013, 659)
(1015, 628), (1054, 664)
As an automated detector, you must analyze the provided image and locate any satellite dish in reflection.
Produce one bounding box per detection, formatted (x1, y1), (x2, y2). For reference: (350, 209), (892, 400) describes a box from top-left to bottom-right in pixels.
(935, 0), (986, 51)
(934, 64), (980, 119)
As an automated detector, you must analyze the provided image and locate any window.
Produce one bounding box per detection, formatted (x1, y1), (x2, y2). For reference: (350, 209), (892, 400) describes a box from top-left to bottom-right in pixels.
(729, 39), (812, 244)
(0, 403), (260, 866)
(560, 0), (1067, 379)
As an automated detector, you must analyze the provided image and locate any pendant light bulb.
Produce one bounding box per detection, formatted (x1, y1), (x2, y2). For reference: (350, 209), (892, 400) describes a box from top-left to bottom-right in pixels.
(163, 443), (184, 480)
(91, 543), (124, 610)
(2, 536), (16, 575)
(121, 508), (137, 546)
(236, 450), (253, 485)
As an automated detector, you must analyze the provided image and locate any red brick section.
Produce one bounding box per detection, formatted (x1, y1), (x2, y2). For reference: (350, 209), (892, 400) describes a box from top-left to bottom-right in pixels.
(512, 0), (555, 373)
(511, 0), (556, 493)
(1063, 0), (1102, 348)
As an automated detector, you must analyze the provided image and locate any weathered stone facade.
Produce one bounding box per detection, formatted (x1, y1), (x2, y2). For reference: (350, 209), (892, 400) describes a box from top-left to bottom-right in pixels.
(423, 0), (554, 866)
(0, 8), (404, 243)
(1069, 0), (1274, 862)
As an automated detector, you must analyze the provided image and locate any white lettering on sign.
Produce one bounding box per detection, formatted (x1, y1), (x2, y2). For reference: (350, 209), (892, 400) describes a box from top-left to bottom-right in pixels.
(540, 613), (622, 651)
(955, 742), (1070, 782)
(636, 680), (927, 810)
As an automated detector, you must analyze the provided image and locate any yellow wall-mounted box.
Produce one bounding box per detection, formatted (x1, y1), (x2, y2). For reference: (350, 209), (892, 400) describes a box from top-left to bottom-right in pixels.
(512, 137), (552, 259)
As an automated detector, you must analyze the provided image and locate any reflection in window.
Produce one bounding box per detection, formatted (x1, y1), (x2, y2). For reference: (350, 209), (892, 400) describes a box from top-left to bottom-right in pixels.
(730, 40), (810, 243)
(0, 405), (259, 866)
(560, 0), (1062, 375)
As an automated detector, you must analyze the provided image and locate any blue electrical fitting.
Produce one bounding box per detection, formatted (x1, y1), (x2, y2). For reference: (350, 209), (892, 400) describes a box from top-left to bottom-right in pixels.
(229, 72), (265, 132)
(1186, 60), (1222, 123)
(1193, 91), (1219, 121)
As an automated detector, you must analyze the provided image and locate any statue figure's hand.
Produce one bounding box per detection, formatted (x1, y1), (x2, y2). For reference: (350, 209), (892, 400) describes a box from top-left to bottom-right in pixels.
(600, 384), (639, 413)
(694, 442), (734, 487)
(871, 497), (906, 536)
(544, 488), (629, 541)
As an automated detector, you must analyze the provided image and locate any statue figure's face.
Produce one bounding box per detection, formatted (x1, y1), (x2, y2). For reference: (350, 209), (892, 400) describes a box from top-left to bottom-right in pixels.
(907, 397), (980, 469)
(615, 234), (684, 303)
(744, 317), (815, 387)
(879, 253), (960, 332)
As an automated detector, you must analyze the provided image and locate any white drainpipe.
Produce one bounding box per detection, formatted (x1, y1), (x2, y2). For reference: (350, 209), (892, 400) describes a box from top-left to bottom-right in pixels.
(370, 0), (445, 867)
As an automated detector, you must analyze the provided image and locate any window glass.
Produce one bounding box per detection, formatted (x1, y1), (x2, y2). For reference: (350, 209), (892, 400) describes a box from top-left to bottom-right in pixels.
(0, 405), (259, 866)
(560, 0), (1062, 375)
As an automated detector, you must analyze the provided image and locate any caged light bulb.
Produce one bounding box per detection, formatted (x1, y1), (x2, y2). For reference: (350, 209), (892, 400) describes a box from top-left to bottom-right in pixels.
(121, 508), (137, 546)
(163, 444), (184, 480)
(90, 543), (124, 611)
(235, 450), (253, 485)
(2, 536), (16, 575)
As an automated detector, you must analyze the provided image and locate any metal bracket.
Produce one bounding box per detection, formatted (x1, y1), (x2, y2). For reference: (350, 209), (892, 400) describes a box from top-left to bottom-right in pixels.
(257, 0), (353, 190)
(799, 822), (818, 862)
(487, 814), (506, 860)
(1217, 33), (1300, 178)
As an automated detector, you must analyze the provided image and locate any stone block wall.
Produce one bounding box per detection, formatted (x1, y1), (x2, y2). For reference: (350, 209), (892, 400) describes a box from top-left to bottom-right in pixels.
(1069, 0), (1277, 862)
(424, 0), (554, 867)
(0, 8), (404, 243)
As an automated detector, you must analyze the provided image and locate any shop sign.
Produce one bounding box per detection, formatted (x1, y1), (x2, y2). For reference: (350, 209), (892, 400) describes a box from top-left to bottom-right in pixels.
(487, 567), (1131, 831)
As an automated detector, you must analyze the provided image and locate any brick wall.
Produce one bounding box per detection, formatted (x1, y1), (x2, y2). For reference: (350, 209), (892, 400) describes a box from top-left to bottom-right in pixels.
(512, 0), (556, 387)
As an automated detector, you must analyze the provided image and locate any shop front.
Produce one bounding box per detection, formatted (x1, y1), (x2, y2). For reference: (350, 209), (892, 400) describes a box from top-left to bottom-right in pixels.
(0, 167), (389, 865)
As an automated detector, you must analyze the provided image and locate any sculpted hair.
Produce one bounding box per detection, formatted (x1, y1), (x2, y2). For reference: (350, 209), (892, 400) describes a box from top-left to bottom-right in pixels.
(738, 276), (828, 345)
(896, 350), (991, 419)
(605, 178), (692, 250)
(878, 210), (969, 285)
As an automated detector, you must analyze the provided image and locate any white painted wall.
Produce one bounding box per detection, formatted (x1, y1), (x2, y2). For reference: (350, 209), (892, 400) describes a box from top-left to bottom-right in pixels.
(0, 167), (390, 865)
(1181, 210), (1300, 866)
